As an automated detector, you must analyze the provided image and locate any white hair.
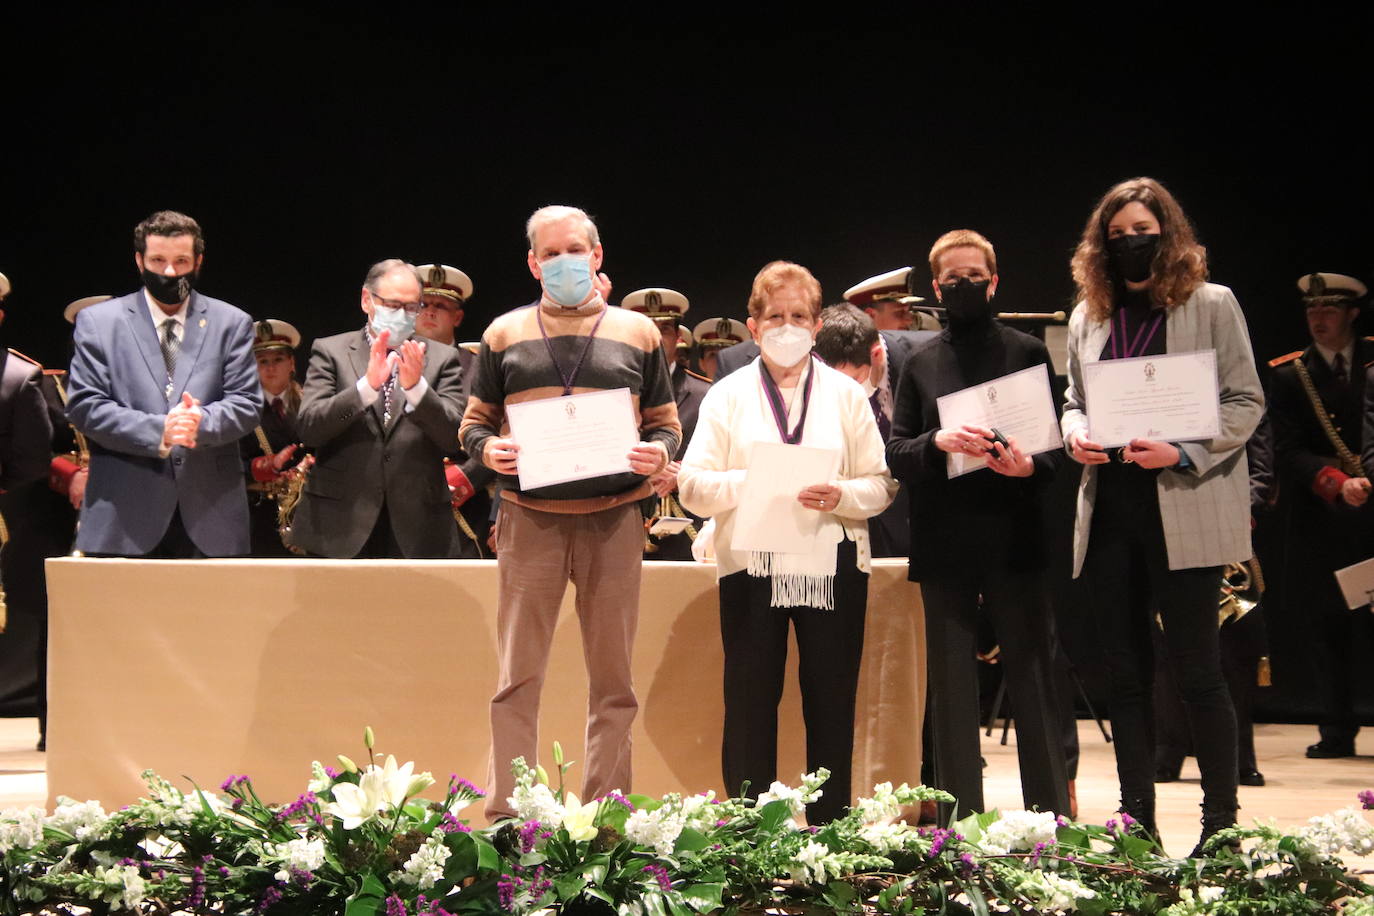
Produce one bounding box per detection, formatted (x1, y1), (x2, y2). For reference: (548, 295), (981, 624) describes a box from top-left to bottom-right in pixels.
(525, 205), (600, 250)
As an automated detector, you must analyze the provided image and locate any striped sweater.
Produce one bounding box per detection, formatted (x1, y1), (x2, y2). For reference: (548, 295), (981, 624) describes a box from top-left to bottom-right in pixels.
(460, 298), (682, 514)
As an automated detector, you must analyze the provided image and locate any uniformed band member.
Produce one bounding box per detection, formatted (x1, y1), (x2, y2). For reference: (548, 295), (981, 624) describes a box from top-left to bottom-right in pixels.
(843, 265), (934, 332)
(240, 319), (309, 557)
(623, 287), (712, 560)
(693, 316), (748, 380)
(414, 263), (494, 557)
(0, 283), (56, 753)
(49, 296), (113, 512)
(1269, 271), (1374, 759)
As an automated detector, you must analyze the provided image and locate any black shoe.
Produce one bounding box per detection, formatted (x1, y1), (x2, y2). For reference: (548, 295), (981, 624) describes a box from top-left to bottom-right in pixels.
(1306, 741), (1355, 759)
(1238, 768), (1265, 787)
(1191, 803), (1239, 858)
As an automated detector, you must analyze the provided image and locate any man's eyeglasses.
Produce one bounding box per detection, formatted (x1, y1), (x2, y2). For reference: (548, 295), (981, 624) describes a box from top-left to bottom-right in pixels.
(369, 292), (424, 315)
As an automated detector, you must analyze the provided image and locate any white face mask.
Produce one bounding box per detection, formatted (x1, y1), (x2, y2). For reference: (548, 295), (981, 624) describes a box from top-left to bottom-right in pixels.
(760, 323), (814, 368)
(859, 377), (878, 398)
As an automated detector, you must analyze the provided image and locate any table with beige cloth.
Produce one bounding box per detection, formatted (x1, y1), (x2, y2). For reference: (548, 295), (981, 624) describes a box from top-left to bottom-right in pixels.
(44, 558), (924, 815)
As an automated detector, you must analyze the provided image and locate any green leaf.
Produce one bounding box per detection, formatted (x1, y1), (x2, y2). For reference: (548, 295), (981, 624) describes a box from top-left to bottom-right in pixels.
(344, 873), (387, 916)
(823, 880), (857, 909)
(519, 851), (548, 867)
(1056, 824), (1091, 849)
(674, 827), (711, 853)
(472, 833), (501, 872)
(642, 890), (669, 916)
(1117, 835), (1156, 859)
(680, 882), (724, 913)
(585, 886), (616, 907)
(756, 799), (793, 832)
(554, 873), (589, 901)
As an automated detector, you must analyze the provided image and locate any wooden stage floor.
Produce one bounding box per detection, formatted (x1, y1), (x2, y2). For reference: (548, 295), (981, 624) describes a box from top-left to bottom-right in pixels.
(3, 717), (1371, 867)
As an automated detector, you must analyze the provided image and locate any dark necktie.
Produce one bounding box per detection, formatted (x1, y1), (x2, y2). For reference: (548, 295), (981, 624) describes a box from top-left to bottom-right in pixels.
(272, 397), (286, 421)
(869, 391), (891, 442)
(160, 318), (180, 398)
(1333, 352), (1348, 385)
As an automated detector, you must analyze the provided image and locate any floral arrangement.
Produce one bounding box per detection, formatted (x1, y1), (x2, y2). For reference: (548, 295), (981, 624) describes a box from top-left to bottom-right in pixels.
(3, 730), (1373, 915)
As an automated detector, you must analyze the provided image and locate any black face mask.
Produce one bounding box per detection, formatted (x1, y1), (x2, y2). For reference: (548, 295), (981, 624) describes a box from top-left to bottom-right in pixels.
(939, 278), (994, 328)
(1106, 233), (1160, 284)
(141, 267), (198, 306)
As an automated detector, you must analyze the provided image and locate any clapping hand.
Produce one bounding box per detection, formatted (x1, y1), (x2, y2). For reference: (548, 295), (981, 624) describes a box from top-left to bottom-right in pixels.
(397, 338), (426, 390)
(163, 392), (202, 448)
(366, 330), (398, 390)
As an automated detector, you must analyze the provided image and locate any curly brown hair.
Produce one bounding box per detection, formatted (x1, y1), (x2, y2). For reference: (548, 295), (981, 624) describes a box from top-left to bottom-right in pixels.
(1070, 177), (1208, 321)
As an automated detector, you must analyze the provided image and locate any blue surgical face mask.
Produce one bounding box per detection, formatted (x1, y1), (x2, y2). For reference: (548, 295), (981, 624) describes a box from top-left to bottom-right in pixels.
(539, 253), (595, 307)
(369, 304), (416, 348)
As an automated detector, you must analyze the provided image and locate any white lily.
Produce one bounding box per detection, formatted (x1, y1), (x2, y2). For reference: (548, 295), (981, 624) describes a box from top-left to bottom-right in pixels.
(326, 755), (417, 829)
(561, 793), (600, 842)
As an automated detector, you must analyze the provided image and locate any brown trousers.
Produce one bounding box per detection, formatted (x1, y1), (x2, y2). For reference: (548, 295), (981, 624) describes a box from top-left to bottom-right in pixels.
(486, 499), (644, 819)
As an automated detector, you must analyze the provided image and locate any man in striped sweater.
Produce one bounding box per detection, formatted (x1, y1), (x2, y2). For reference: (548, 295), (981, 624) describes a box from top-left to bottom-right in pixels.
(461, 205), (681, 819)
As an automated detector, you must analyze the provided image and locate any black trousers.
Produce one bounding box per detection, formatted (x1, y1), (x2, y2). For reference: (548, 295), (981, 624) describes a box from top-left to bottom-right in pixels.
(719, 539), (866, 825)
(921, 565), (1070, 818)
(1154, 608), (1265, 774)
(1084, 465), (1236, 810)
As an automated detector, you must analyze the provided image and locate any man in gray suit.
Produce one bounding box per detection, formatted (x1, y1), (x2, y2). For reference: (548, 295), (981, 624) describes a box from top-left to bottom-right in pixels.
(66, 211), (261, 557)
(291, 259), (466, 558)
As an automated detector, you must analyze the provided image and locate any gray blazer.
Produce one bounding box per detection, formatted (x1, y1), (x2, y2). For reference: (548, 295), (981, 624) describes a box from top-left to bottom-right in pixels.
(1061, 282), (1264, 576)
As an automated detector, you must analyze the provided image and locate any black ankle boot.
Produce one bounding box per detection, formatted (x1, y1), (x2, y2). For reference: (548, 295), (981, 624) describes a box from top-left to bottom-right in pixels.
(1118, 796), (1159, 846)
(1190, 803), (1239, 858)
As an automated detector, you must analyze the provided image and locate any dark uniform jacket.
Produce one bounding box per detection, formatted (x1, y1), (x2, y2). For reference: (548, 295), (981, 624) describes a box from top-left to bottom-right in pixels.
(1269, 339), (1374, 569)
(887, 322), (1060, 580)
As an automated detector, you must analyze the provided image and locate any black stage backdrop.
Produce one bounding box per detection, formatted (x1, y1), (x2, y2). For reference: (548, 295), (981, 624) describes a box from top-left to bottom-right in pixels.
(1, 9), (1371, 724)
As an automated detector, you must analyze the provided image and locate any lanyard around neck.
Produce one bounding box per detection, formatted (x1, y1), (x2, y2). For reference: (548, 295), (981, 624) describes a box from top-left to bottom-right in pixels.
(758, 357), (815, 445)
(537, 305), (607, 396)
(1111, 306), (1165, 360)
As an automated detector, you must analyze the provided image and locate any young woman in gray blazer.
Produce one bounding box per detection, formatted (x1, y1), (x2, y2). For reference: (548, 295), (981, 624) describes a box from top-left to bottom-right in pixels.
(1061, 178), (1264, 856)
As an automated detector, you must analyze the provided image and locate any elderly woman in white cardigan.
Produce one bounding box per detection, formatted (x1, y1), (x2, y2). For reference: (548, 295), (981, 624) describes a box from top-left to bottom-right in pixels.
(1062, 178), (1263, 856)
(679, 261), (896, 825)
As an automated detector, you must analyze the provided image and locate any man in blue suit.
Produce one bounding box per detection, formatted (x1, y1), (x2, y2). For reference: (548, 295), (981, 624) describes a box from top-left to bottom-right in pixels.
(66, 210), (261, 557)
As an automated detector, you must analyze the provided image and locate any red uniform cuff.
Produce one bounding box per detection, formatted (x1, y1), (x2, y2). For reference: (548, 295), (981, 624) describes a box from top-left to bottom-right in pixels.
(1314, 466), (1349, 504)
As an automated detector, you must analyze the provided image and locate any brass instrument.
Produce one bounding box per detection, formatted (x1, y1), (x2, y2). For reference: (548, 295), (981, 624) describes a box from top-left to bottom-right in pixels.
(251, 426), (309, 555)
(1220, 557), (1270, 687)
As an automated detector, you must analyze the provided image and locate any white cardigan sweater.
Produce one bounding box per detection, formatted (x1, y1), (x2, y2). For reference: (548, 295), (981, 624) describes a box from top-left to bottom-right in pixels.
(678, 356), (897, 579)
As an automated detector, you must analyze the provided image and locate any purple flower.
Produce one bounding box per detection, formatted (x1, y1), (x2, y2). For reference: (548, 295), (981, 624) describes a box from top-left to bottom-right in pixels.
(1105, 818), (1120, 837)
(324, 766), (340, 779)
(959, 852), (977, 874)
(497, 874), (519, 910)
(290, 868), (314, 886)
(385, 895), (408, 916)
(518, 820), (546, 853)
(1030, 841), (1048, 864)
(642, 863), (672, 892)
(600, 790), (634, 810)
(220, 774), (250, 794)
(256, 884), (283, 913)
(437, 812), (472, 834)
(449, 775), (486, 798)
(928, 828), (955, 858)
(274, 791), (319, 821)
(1120, 811), (1137, 828)
(1360, 790), (1374, 810)
(188, 866), (206, 909)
